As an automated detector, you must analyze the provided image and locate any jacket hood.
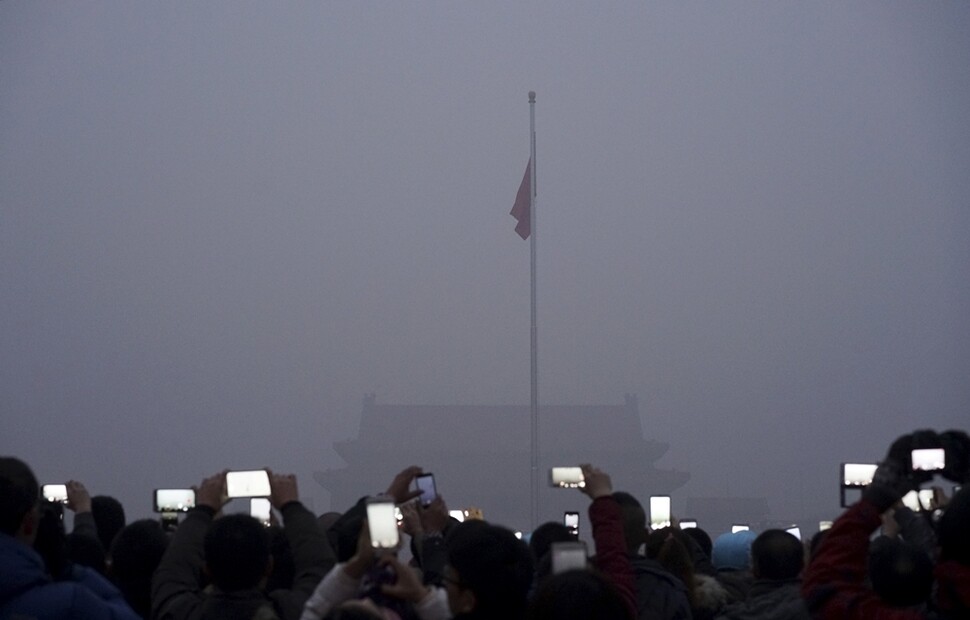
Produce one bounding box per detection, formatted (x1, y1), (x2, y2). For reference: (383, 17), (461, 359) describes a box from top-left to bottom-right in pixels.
(0, 533), (51, 604)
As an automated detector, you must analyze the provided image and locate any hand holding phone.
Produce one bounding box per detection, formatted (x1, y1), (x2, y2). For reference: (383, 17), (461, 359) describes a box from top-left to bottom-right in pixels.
(195, 471), (229, 510)
(579, 465), (613, 499)
(413, 473), (437, 507)
(268, 471), (298, 509)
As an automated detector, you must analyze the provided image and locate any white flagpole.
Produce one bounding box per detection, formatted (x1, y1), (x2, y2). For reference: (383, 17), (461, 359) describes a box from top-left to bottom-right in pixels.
(529, 91), (539, 531)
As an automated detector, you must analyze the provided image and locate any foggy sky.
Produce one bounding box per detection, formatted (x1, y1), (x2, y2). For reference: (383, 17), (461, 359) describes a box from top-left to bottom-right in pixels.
(2, 1), (968, 527)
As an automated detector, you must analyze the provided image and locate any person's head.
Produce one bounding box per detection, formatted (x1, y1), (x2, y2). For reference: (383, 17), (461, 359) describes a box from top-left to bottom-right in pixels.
(750, 529), (803, 580)
(33, 500), (68, 578)
(611, 491), (646, 554)
(529, 569), (629, 620)
(682, 526), (713, 561)
(0, 456), (40, 544)
(110, 519), (170, 617)
(711, 530), (757, 572)
(203, 514), (272, 592)
(529, 522), (574, 564)
(66, 531), (107, 574)
(645, 527), (696, 602)
(808, 529), (828, 561)
(938, 486), (970, 566)
(868, 537), (933, 608)
(445, 520), (534, 618)
(91, 495), (126, 552)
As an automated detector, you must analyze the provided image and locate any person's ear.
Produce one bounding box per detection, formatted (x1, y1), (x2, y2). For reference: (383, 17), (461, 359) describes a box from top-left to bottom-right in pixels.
(18, 505), (39, 543)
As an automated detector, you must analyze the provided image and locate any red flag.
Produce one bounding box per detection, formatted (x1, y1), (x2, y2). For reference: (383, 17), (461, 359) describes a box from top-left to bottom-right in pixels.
(510, 159), (531, 239)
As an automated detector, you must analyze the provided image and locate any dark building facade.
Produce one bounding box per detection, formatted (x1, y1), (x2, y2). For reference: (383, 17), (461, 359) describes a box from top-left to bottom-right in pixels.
(315, 394), (690, 532)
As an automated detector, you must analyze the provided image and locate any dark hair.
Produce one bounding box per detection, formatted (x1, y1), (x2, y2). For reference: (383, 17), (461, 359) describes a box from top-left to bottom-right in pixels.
(750, 529), (803, 581)
(91, 495), (126, 552)
(203, 514), (271, 591)
(33, 501), (69, 578)
(808, 529), (827, 561)
(446, 521), (534, 618)
(612, 491), (646, 553)
(868, 537), (933, 607)
(0, 456), (39, 535)
(938, 486), (970, 565)
(111, 519), (170, 617)
(682, 527), (713, 561)
(67, 531), (107, 574)
(529, 521), (575, 564)
(646, 528), (696, 604)
(529, 569), (629, 620)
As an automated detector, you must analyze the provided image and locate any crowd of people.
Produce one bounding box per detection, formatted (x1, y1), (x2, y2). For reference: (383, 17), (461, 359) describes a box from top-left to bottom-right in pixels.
(2, 428), (968, 620)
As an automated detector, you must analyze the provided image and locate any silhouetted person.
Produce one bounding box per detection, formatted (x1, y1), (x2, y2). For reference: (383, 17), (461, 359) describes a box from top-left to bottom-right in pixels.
(0, 456), (139, 619)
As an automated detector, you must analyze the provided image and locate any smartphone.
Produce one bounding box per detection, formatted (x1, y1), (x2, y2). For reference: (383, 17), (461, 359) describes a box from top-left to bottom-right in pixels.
(842, 463), (878, 487)
(414, 473), (437, 507)
(366, 497), (400, 549)
(251, 498), (272, 526)
(226, 470), (271, 498)
(819, 520), (833, 531)
(563, 511), (580, 537)
(786, 526), (801, 541)
(42, 484), (68, 504)
(679, 519), (698, 529)
(901, 489), (935, 512)
(911, 448), (945, 472)
(550, 467), (585, 488)
(551, 541), (588, 574)
(448, 509), (466, 523)
(731, 524), (750, 533)
(154, 489), (196, 513)
(649, 495), (671, 529)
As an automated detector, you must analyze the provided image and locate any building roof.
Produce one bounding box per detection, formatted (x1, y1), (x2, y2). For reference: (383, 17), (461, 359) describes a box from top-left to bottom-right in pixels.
(316, 394), (690, 531)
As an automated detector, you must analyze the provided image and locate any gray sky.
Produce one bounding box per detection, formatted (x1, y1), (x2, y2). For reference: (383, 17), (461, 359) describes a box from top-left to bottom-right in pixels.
(2, 1), (968, 526)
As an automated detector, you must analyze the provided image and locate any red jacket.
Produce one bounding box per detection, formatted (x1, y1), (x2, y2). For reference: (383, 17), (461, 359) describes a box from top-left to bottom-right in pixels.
(589, 495), (638, 620)
(802, 497), (970, 619)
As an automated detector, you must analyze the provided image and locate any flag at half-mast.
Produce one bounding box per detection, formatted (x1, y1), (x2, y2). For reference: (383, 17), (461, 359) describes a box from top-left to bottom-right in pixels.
(510, 159), (531, 240)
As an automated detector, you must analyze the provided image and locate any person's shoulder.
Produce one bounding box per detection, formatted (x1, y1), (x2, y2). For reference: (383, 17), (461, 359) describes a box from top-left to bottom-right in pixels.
(2, 579), (105, 617)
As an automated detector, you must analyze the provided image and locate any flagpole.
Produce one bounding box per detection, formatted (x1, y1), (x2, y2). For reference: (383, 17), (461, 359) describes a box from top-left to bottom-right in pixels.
(528, 91), (538, 531)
